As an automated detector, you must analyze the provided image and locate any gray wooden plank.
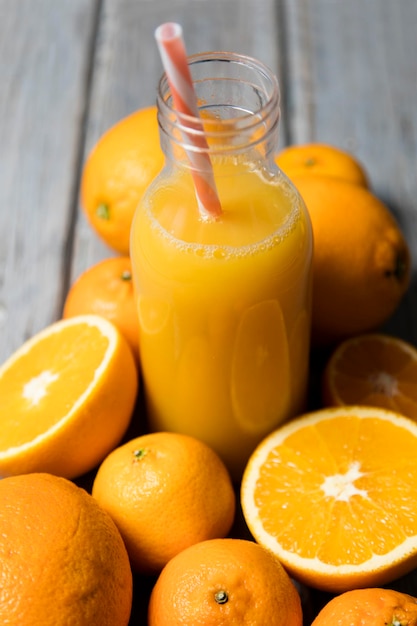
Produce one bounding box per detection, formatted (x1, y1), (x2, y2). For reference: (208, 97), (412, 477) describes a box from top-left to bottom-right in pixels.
(283, 0), (417, 343)
(69, 0), (284, 279)
(0, 0), (99, 362)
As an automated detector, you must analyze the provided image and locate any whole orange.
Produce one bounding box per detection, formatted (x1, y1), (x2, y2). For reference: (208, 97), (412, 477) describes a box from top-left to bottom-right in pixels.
(276, 143), (369, 187)
(92, 432), (236, 574)
(147, 538), (303, 625)
(311, 587), (417, 625)
(291, 175), (410, 344)
(63, 256), (139, 357)
(81, 106), (164, 255)
(0, 473), (132, 626)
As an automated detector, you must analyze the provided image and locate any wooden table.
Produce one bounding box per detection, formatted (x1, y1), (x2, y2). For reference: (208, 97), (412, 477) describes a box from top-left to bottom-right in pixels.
(1, 0), (417, 622)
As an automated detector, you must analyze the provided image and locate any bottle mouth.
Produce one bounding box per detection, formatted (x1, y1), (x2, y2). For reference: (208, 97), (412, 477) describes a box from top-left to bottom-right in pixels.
(157, 51), (280, 155)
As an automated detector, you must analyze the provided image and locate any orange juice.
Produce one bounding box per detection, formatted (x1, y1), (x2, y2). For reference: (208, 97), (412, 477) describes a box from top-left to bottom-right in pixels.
(131, 158), (312, 479)
(131, 51), (313, 479)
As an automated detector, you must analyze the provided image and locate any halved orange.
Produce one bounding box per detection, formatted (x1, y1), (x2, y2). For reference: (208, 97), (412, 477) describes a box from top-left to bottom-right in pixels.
(0, 315), (138, 478)
(241, 406), (417, 592)
(322, 333), (417, 420)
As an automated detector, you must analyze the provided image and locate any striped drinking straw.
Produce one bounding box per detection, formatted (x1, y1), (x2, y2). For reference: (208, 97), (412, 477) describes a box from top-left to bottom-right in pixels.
(154, 22), (222, 220)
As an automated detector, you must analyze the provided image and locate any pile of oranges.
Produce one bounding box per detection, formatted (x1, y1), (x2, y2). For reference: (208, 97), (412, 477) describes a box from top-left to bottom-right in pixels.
(1, 105), (417, 625)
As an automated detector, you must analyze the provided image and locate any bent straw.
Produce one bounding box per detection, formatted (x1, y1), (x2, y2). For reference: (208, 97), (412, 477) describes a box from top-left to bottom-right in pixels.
(155, 22), (222, 219)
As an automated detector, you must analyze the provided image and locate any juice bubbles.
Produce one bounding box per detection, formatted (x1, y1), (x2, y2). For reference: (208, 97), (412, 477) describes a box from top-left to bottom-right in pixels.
(131, 53), (313, 479)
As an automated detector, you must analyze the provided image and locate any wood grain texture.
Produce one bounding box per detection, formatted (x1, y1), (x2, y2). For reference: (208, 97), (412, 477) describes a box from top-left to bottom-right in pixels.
(0, 0), (98, 361)
(1, 0), (416, 360)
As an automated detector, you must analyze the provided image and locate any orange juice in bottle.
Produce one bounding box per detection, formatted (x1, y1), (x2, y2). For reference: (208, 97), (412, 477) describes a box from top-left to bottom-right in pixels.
(131, 52), (313, 480)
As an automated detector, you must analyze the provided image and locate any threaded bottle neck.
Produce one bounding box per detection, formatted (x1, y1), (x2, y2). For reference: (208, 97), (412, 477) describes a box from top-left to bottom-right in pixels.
(156, 51), (280, 163)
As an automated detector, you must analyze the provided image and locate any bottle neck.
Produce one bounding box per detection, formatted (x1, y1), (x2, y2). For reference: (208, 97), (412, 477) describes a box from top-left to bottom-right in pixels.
(156, 52), (280, 166)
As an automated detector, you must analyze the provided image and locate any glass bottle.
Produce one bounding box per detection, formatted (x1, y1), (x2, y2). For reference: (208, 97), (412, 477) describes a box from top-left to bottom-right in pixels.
(130, 51), (313, 481)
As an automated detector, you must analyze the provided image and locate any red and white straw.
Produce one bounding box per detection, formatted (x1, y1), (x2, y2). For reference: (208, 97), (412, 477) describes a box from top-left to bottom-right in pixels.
(155, 22), (222, 219)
